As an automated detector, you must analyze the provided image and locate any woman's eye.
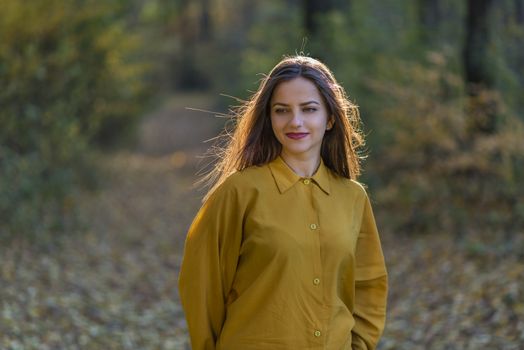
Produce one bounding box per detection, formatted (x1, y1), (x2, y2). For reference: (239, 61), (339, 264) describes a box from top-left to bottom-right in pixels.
(274, 108), (287, 113)
(304, 107), (317, 112)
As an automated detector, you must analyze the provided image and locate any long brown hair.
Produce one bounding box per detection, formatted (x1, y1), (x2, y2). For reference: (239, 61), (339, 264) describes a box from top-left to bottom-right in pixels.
(202, 55), (365, 201)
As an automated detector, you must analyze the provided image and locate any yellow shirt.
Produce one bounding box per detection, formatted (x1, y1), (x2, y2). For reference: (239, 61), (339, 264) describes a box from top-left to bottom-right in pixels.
(178, 156), (387, 350)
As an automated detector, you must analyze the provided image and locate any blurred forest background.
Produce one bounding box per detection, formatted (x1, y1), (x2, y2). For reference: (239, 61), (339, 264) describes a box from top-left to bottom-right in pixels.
(1, 0), (523, 349)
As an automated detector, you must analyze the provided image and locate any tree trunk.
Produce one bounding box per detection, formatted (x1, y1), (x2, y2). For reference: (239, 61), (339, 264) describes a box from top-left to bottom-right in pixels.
(463, 0), (497, 134)
(418, 0), (441, 44)
(516, 0), (524, 24)
(199, 0), (212, 41)
(176, 0), (209, 89)
(464, 0), (493, 86)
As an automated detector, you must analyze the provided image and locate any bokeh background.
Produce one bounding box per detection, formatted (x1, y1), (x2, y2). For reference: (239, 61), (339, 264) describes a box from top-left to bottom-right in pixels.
(1, 0), (523, 349)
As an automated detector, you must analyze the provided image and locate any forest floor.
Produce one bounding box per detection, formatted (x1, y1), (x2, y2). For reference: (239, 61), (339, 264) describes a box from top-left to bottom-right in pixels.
(1, 94), (523, 349)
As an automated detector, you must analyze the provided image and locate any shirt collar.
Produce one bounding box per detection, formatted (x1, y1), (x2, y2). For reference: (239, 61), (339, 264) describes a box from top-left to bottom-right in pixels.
(268, 156), (331, 195)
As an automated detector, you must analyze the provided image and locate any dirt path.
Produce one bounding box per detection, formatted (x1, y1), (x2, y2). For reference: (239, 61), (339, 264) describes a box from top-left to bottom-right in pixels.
(1, 93), (523, 349)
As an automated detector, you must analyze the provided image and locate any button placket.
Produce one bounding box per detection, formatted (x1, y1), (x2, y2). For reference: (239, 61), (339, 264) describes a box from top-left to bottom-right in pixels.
(304, 175), (324, 331)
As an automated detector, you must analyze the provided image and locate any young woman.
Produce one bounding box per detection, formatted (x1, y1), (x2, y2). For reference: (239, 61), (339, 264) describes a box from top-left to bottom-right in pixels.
(178, 55), (387, 350)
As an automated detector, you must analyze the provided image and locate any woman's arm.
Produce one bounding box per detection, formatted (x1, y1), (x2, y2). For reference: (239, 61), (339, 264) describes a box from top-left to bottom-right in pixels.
(178, 182), (244, 350)
(352, 193), (388, 350)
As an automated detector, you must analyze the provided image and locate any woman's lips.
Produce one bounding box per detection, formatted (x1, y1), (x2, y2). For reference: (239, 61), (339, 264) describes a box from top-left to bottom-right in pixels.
(286, 132), (309, 140)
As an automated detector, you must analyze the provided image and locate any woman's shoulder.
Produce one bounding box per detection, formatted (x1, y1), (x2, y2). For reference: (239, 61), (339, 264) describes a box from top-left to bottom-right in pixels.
(329, 173), (369, 198)
(200, 164), (269, 207)
(224, 164), (269, 186)
(209, 163), (271, 197)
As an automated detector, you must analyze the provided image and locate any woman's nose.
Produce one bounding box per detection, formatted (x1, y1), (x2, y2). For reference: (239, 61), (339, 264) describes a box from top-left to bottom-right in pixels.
(289, 111), (303, 127)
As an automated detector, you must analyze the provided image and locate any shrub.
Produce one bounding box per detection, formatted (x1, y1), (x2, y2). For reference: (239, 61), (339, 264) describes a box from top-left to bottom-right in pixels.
(0, 0), (150, 239)
(365, 52), (524, 235)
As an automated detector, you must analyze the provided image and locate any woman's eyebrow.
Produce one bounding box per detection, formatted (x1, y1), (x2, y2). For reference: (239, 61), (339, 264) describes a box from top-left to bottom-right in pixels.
(300, 101), (320, 106)
(271, 101), (320, 107)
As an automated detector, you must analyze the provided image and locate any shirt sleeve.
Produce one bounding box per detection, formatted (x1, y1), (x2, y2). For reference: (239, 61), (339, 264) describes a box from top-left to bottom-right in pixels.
(351, 192), (388, 350)
(178, 180), (244, 350)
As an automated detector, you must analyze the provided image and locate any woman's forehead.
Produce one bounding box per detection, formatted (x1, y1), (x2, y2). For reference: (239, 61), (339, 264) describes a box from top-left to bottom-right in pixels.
(271, 77), (322, 103)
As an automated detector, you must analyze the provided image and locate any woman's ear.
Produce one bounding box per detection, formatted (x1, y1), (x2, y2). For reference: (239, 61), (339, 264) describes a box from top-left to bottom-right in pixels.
(326, 117), (335, 130)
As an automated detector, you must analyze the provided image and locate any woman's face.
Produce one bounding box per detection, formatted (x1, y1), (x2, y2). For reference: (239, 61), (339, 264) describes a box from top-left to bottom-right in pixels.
(270, 77), (332, 163)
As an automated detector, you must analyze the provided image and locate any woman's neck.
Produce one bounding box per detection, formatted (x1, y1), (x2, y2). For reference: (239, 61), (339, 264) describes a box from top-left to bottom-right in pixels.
(280, 152), (321, 177)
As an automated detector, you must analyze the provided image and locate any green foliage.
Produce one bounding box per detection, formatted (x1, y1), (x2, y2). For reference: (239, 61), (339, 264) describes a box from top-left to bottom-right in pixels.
(239, 2), (304, 96)
(169, 1), (306, 100)
(0, 0), (150, 239)
(491, 2), (524, 117)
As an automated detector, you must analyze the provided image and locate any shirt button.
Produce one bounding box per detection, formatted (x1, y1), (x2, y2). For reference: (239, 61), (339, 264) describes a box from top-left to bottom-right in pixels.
(303, 179), (311, 185)
(310, 223), (317, 230)
(313, 278), (320, 285)
(314, 330), (321, 337)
